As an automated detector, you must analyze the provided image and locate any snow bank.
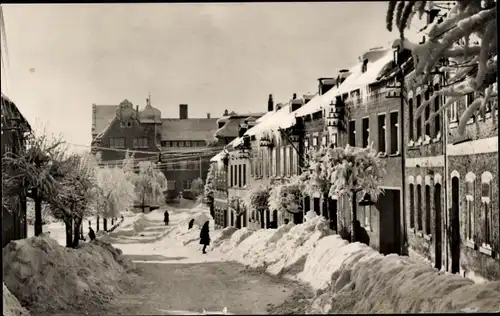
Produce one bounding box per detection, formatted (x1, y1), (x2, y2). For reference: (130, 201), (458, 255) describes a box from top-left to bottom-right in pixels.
(3, 283), (30, 316)
(109, 213), (152, 237)
(308, 246), (500, 313)
(212, 211), (333, 277)
(209, 210), (500, 313)
(2, 235), (135, 314)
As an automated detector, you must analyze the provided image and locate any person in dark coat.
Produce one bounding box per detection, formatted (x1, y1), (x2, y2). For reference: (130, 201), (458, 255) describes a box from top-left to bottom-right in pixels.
(353, 220), (370, 246)
(188, 219), (195, 230)
(164, 210), (170, 226)
(199, 221), (210, 254)
(88, 226), (96, 241)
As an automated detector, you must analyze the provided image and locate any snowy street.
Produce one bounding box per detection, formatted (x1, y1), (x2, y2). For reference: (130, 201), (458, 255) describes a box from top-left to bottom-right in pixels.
(107, 261), (303, 315)
(98, 202), (311, 315)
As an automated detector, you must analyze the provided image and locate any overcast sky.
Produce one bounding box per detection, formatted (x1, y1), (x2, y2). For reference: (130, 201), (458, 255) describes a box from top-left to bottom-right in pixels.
(1, 3), (423, 152)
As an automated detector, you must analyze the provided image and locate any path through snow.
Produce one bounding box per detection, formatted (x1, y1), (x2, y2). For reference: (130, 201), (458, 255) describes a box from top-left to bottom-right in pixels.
(104, 203), (311, 315)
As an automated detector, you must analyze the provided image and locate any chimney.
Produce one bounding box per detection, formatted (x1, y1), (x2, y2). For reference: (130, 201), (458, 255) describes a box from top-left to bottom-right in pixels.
(136, 105), (139, 112)
(179, 104), (188, 119)
(293, 93), (297, 100)
(318, 78), (337, 96)
(238, 119), (249, 137)
(207, 113), (211, 119)
(223, 109), (229, 116)
(268, 94), (274, 112)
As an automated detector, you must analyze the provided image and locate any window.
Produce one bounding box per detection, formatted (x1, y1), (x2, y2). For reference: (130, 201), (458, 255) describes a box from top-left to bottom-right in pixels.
(230, 165), (234, 187)
(288, 147), (293, 176)
(417, 184), (423, 231)
(409, 183), (415, 229)
(362, 117), (369, 148)
(481, 172), (493, 247)
(180, 161), (188, 170)
(465, 172), (475, 241)
(312, 137), (318, 147)
(466, 92), (476, 123)
(183, 179), (192, 190)
(276, 146), (281, 177)
(378, 114), (386, 153)
(238, 164), (242, 187)
(425, 185), (431, 235)
(416, 95), (422, 140)
(281, 147), (288, 176)
(348, 120), (356, 146)
(272, 148), (276, 177)
(243, 164), (247, 186)
(109, 137), (125, 149)
(424, 102), (431, 137)
(331, 133), (338, 147)
(434, 84), (441, 137)
(408, 98), (414, 140)
(133, 137), (148, 149)
(450, 102), (458, 122)
(390, 111), (399, 154)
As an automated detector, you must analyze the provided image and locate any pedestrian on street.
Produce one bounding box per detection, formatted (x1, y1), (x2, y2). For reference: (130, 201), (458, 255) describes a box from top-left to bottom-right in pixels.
(164, 210), (170, 226)
(188, 218), (195, 230)
(88, 226), (96, 241)
(200, 221), (210, 254)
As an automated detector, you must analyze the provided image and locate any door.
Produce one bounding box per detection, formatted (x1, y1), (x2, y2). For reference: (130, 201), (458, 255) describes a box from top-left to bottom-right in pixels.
(272, 210), (278, 227)
(231, 211), (234, 227)
(223, 209), (228, 228)
(450, 177), (460, 274)
(313, 198), (321, 215)
(434, 183), (442, 270)
(266, 210), (271, 228)
(329, 198), (338, 232)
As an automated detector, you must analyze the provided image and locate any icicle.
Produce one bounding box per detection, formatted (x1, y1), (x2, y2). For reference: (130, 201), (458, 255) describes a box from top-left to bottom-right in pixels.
(458, 97), (483, 135)
(387, 0), (398, 31)
(415, 93), (438, 118)
(395, 1), (405, 28)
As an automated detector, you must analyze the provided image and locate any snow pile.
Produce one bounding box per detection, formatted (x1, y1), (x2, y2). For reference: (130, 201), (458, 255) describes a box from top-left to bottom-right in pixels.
(208, 209), (499, 313)
(2, 235), (135, 314)
(3, 283), (30, 316)
(212, 211), (333, 277)
(109, 213), (152, 237)
(305, 244), (500, 314)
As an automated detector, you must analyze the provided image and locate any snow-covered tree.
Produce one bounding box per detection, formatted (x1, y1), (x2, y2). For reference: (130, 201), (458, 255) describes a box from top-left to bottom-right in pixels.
(2, 133), (66, 236)
(94, 165), (135, 231)
(48, 153), (98, 247)
(325, 145), (386, 242)
(191, 177), (204, 200)
(268, 180), (303, 217)
(203, 163), (216, 205)
(387, 1), (498, 135)
(243, 184), (270, 225)
(133, 161), (167, 212)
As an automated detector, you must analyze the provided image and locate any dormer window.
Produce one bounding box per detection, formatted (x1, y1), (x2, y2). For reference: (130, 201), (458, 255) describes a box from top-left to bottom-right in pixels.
(362, 59), (369, 73)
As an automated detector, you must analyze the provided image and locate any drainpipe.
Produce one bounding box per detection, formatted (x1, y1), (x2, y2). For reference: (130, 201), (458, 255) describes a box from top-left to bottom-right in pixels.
(442, 70), (450, 272)
(399, 54), (408, 256)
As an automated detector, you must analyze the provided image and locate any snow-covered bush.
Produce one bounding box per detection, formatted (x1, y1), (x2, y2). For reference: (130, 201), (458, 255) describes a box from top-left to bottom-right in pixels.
(203, 164), (216, 204)
(387, 1), (498, 135)
(190, 177), (204, 199)
(301, 147), (331, 196)
(269, 180), (303, 216)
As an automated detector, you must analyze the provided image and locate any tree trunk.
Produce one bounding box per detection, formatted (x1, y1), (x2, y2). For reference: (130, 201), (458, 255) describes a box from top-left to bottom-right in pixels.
(34, 189), (43, 236)
(72, 217), (83, 248)
(96, 215), (100, 231)
(65, 216), (73, 247)
(103, 218), (108, 232)
(351, 192), (357, 243)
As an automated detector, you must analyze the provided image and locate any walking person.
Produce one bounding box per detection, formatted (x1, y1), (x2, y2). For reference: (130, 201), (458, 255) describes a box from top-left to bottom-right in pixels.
(200, 221), (210, 254)
(188, 218), (195, 230)
(164, 210), (170, 226)
(88, 226), (96, 241)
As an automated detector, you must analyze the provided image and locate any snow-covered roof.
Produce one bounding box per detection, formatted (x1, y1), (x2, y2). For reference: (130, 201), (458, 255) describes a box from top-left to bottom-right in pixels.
(336, 49), (393, 95)
(210, 139), (237, 162)
(232, 104), (296, 148)
(292, 87), (338, 118)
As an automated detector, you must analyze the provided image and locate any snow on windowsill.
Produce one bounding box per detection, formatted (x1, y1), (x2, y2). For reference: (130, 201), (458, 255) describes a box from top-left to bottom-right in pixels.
(449, 121), (458, 128)
(416, 230), (424, 237)
(423, 234), (432, 242)
(479, 244), (493, 256)
(389, 152), (400, 157)
(465, 239), (476, 250)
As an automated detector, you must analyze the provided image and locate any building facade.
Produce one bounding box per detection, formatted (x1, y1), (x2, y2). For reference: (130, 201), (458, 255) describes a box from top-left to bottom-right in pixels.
(1, 94), (32, 247)
(91, 99), (221, 199)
